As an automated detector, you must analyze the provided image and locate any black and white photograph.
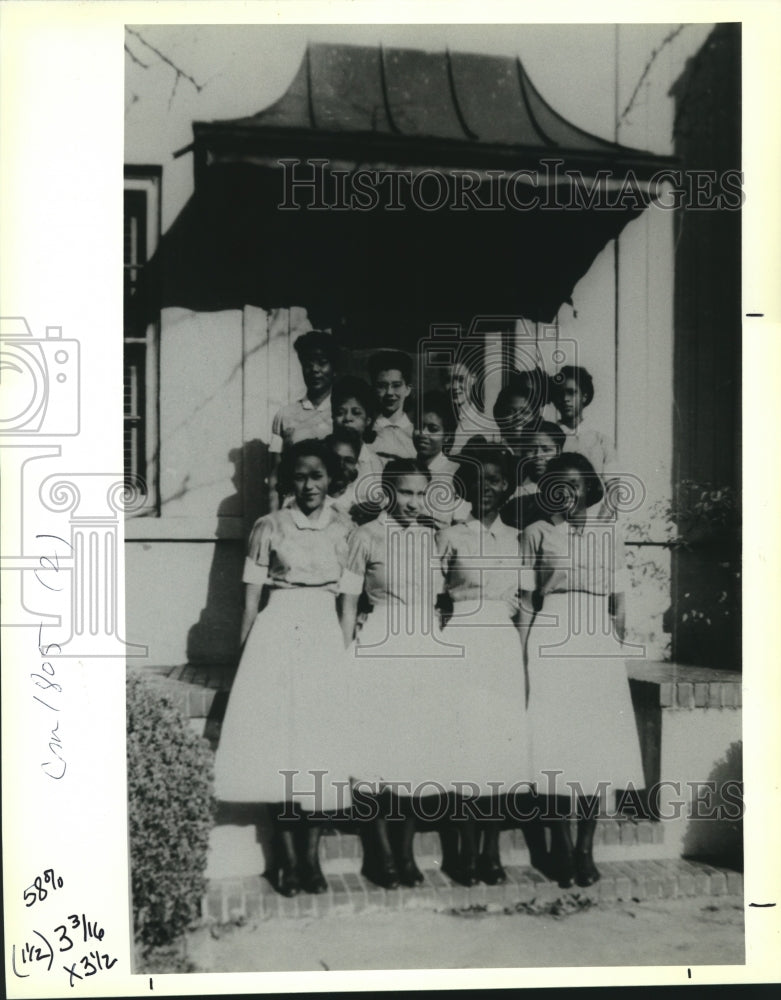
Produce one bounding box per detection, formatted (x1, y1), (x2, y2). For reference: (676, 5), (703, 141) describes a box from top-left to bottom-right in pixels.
(121, 18), (748, 975)
(2, 3), (779, 995)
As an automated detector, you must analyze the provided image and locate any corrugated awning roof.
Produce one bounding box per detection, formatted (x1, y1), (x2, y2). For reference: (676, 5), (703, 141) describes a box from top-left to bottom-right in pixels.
(190, 42), (674, 176)
(140, 43), (676, 338)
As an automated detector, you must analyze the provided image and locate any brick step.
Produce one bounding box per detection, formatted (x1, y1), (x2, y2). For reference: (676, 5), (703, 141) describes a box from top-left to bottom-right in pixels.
(205, 818), (668, 880)
(203, 858), (742, 923)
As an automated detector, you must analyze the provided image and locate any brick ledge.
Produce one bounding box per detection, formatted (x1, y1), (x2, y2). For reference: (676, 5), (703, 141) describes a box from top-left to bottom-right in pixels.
(203, 858), (742, 922)
(627, 661), (741, 709)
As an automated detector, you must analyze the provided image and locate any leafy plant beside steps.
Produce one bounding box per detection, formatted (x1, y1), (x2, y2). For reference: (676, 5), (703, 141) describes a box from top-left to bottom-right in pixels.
(127, 668), (217, 951)
(625, 481), (740, 667)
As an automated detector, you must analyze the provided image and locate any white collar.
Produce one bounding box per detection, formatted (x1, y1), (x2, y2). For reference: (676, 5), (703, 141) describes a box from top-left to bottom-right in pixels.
(427, 452), (457, 475)
(300, 393), (331, 412)
(375, 410), (411, 429)
(558, 414), (593, 436)
(376, 510), (430, 532)
(549, 503), (606, 534)
(466, 515), (515, 541)
(288, 498), (334, 530)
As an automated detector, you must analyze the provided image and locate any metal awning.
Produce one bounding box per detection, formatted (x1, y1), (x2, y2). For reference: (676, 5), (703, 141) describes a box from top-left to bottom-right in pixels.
(138, 43), (676, 342)
(190, 43), (672, 176)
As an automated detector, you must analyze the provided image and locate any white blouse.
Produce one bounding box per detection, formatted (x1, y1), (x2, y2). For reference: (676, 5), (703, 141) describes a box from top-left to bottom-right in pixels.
(519, 507), (629, 595)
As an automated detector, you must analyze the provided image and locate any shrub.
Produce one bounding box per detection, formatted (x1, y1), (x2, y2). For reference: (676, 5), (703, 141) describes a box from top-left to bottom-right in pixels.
(624, 481), (740, 667)
(127, 668), (216, 949)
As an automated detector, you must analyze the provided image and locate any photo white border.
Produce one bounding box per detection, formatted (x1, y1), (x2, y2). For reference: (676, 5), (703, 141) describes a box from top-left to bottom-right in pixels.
(1, 0), (779, 994)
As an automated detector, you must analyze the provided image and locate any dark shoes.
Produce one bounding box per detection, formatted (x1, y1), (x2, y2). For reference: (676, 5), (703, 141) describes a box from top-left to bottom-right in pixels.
(363, 855), (400, 890)
(547, 846), (576, 889)
(545, 846), (600, 888)
(399, 859), (425, 887)
(277, 865), (301, 897)
(574, 849), (601, 888)
(460, 866), (480, 887)
(365, 855), (425, 889)
(444, 854), (507, 887)
(301, 858), (329, 895)
(278, 860), (329, 896)
(478, 855), (508, 886)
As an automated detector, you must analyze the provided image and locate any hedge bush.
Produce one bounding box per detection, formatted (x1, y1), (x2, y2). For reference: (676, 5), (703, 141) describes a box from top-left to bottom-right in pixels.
(127, 669), (216, 948)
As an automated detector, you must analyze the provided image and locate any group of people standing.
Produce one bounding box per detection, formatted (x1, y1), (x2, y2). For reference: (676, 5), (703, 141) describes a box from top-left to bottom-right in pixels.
(214, 330), (645, 898)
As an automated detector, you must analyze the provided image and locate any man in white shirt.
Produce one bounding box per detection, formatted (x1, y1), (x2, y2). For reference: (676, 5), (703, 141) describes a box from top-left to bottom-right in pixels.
(267, 330), (340, 510)
(368, 349), (417, 463)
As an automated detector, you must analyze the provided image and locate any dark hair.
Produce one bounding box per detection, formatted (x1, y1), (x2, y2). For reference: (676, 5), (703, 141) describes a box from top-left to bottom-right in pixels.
(550, 365), (595, 408)
(380, 458), (430, 508)
(368, 349), (413, 385)
(454, 447), (514, 504)
(438, 361), (462, 388)
(492, 368), (548, 425)
(513, 367), (549, 403)
(523, 420), (566, 454)
(325, 425), (362, 455)
(293, 330), (341, 366)
(492, 385), (514, 423)
(536, 451), (604, 514)
(278, 438), (340, 494)
(417, 391), (457, 435)
(331, 375), (377, 420)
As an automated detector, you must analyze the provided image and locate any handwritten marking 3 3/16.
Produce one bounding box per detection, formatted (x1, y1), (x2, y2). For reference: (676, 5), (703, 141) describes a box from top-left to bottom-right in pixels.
(12, 914), (117, 984)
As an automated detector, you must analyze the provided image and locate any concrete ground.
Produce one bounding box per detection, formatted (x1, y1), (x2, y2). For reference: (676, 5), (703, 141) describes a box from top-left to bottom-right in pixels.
(151, 895), (744, 974)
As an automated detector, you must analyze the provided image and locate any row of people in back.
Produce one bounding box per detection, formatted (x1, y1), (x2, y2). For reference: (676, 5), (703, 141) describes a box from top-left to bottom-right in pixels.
(267, 331), (619, 519)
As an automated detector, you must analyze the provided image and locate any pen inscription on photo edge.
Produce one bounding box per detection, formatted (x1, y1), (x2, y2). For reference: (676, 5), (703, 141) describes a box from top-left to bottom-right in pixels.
(33, 533), (73, 781)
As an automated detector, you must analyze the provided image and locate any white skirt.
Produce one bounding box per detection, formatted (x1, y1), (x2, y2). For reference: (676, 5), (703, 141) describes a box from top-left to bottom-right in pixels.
(214, 588), (351, 811)
(439, 600), (531, 796)
(346, 603), (466, 797)
(526, 591), (645, 800)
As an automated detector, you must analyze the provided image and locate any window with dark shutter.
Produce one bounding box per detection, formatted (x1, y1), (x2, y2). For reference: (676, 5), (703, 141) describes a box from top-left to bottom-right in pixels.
(123, 168), (160, 511)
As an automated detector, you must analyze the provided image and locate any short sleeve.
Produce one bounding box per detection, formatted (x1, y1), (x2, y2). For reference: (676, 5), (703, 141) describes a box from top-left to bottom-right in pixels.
(243, 517), (273, 585)
(519, 524), (540, 592)
(339, 526), (370, 595)
(269, 408), (285, 455)
(242, 558), (268, 587)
